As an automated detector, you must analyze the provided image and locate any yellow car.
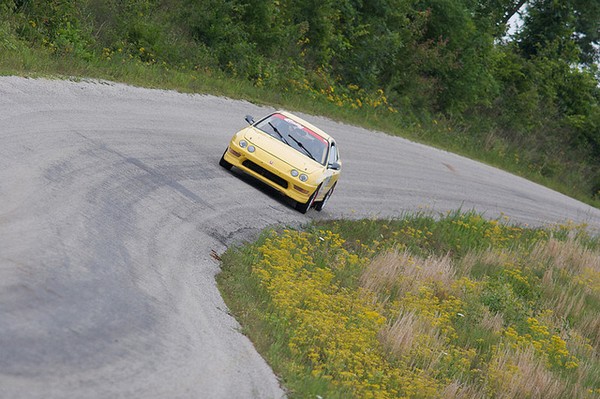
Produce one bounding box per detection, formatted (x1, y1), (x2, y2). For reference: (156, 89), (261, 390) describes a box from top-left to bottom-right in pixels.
(220, 111), (341, 213)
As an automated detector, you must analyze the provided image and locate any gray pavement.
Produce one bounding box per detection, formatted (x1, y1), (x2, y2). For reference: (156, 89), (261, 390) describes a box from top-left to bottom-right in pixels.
(1, 77), (598, 398)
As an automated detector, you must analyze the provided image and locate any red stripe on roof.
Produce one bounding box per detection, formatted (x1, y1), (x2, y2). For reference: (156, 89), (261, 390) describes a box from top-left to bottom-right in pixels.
(273, 113), (327, 144)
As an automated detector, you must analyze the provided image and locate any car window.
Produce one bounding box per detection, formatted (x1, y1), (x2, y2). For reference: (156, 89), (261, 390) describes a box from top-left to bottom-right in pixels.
(255, 114), (328, 165)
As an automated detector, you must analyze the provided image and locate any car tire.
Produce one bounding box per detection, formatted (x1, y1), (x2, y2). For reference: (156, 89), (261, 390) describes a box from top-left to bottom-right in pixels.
(295, 185), (320, 214)
(219, 149), (233, 170)
(314, 183), (336, 212)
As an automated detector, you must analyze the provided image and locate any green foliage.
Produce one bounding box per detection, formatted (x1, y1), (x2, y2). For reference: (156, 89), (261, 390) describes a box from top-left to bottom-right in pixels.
(0, 0), (22, 51)
(517, 0), (599, 65)
(219, 215), (600, 398)
(1, 0), (599, 201)
(13, 0), (93, 59)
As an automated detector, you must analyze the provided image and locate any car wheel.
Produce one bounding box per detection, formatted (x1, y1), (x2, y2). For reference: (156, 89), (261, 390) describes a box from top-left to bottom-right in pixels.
(219, 149), (233, 170)
(315, 183), (336, 212)
(295, 185), (320, 214)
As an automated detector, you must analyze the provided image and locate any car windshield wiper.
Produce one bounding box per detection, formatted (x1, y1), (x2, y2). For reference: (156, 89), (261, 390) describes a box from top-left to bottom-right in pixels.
(287, 134), (316, 162)
(268, 122), (289, 145)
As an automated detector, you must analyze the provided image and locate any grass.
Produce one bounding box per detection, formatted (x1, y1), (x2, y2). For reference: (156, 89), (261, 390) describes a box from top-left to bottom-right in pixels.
(1, 41), (599, 209)
(217, 212), (600, 398)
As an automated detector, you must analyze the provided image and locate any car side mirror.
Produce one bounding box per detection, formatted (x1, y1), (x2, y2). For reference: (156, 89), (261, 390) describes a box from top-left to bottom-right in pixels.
(328, 162), (341, 170)
(245, 115), (255, 125)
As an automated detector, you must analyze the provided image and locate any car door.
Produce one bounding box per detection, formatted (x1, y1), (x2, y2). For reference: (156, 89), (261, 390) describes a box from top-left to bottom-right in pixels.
(320, 141), (341, 194)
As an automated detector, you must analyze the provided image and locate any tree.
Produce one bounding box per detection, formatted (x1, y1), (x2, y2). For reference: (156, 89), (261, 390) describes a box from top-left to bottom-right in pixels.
(515, 0), (599, 65)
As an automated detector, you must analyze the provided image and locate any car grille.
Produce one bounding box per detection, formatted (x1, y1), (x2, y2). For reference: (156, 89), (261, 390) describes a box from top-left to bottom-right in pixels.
(242, 160), (289, 189)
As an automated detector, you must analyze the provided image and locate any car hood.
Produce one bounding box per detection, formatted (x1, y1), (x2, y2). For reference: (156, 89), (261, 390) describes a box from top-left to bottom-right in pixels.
(243, 127), (325, 174)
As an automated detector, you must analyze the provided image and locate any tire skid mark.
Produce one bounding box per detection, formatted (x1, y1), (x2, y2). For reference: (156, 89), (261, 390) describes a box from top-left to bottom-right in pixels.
(74, 131), (215, 210)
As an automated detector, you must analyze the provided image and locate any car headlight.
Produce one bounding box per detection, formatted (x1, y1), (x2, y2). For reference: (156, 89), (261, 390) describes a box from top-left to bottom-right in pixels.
(248, 145), (255, 153)
(239, 140), (247, 148)
(291, 169), (299, 177)
(299, 174), (308, 182)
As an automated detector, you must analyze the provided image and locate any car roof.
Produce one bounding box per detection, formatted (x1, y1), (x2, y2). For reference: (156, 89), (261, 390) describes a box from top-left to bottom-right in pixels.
(276, 110), (334, 142)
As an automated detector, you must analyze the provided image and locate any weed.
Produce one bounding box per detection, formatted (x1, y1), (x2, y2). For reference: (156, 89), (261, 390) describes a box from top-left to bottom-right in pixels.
(219, 213), (600, 398)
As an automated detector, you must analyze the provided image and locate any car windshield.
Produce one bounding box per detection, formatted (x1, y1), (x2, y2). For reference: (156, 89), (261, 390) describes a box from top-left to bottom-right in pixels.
(255, 113), (329, 165)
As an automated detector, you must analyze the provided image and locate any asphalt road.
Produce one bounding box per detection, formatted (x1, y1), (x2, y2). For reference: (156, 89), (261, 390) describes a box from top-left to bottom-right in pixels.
(1, 77), (599, 399)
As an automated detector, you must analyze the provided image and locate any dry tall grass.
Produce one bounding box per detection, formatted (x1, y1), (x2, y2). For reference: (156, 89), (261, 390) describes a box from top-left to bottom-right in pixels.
(440, 381), (484, 399)
(479, 308), (504, 334)
(362, 250), (458, 373)
(579, 313), (600, 352)
(379, 310), (445, 370)
(571, 357), (600, 397)
(460, 248), (519, 275)
(530, 237), (600, 351)
(437, 346), (571, 399)
(547, 286), (587, 322)
(530, 237), (600, 274)
(358, 234), (599, 398)
(484, 346), (565, 399)
(361, 249), (455, 296)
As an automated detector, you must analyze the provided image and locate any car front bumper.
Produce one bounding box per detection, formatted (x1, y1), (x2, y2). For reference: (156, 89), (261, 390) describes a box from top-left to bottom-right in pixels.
(223, 141), (317, 204)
